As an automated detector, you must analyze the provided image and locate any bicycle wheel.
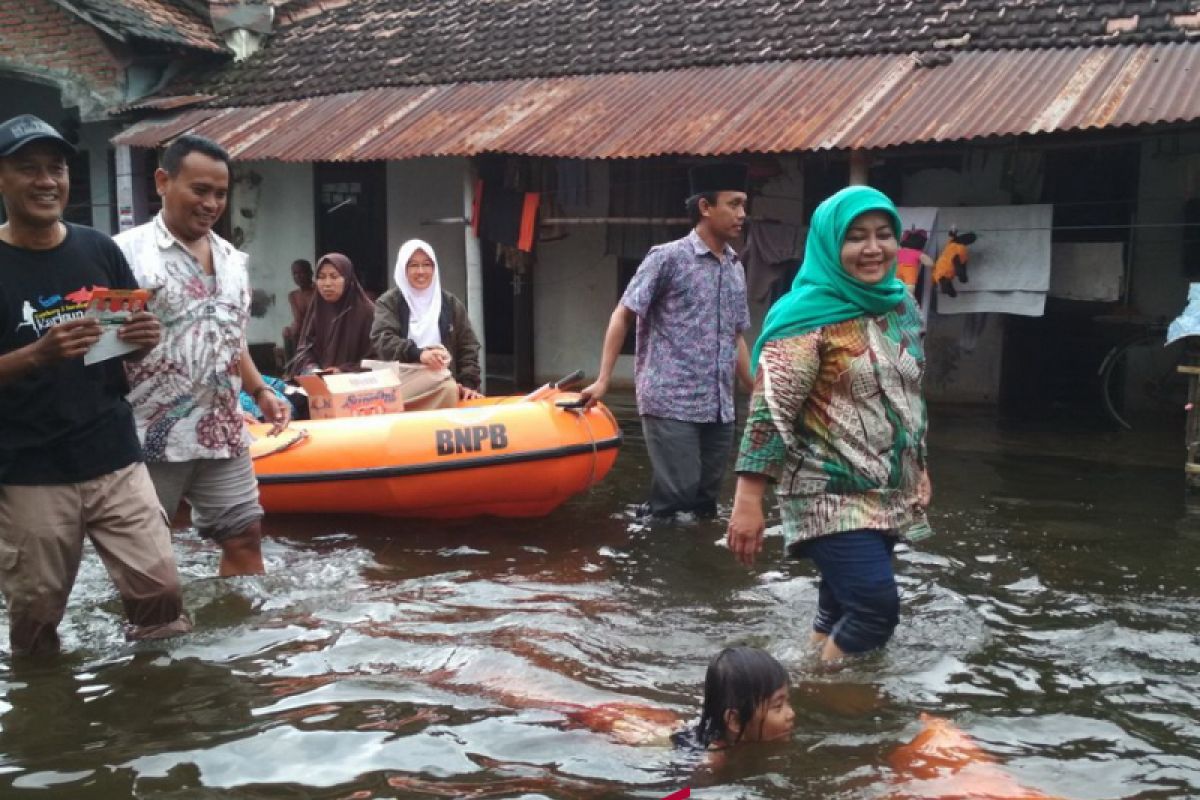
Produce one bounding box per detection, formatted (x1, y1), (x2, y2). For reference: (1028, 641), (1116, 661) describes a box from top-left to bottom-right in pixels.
(1099, 332), (1187, 430)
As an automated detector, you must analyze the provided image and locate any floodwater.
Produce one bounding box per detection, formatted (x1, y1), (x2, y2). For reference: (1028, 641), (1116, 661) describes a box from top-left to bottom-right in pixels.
(2, 396), (1200, 799)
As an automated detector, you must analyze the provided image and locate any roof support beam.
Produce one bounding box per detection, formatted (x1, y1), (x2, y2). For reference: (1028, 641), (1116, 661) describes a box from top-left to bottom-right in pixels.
(849, 150), (871, 186)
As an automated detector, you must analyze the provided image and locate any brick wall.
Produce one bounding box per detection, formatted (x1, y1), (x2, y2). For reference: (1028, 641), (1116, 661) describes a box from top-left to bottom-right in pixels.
(0, 0), (125, 117)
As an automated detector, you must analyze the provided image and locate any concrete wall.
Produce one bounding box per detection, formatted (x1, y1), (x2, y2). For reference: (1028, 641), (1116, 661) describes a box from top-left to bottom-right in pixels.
(77, 120), (119, 234)
(1121, 133), (1200, 409)
(901, 151), (1015, 207)
(386, 158), (469, 301)
(233, 161), (316, 345)
(532, 160), (634, 384)
(1129, 132), (1200, 319)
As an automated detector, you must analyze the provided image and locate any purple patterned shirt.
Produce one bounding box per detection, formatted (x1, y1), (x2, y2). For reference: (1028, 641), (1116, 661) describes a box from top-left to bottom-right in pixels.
(621, 230), (750, 423)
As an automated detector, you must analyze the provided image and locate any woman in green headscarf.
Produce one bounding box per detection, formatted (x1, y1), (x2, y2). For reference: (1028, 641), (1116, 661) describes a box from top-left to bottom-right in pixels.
(726, 186), (931, 663)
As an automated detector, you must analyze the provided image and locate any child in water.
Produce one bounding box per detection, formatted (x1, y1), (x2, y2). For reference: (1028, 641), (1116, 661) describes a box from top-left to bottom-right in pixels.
(382, 643), (1067, 798)
(383, 646), (795, 796)
(692, 645), (796, 748)
(564, 645), (794, 749)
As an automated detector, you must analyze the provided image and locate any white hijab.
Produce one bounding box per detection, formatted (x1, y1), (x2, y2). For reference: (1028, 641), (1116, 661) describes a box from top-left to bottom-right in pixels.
(394, 239), (443, 348)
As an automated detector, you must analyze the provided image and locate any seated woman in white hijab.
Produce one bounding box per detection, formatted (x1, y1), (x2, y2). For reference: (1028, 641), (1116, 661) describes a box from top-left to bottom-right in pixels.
(371, 239), (483, 410)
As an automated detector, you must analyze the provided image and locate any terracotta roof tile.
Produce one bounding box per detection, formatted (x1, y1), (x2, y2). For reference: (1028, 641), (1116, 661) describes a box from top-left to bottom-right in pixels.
(161, 0), (1199, 106)
(57, 0), (225, 52)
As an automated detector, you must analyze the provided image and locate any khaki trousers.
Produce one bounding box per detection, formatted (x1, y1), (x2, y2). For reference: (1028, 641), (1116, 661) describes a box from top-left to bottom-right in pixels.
(0, 462), (191, 657)
(395, 363), (460, 411)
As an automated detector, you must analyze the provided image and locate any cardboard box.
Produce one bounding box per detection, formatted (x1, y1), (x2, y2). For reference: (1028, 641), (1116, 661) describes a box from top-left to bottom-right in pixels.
(295, 370), (404, 419)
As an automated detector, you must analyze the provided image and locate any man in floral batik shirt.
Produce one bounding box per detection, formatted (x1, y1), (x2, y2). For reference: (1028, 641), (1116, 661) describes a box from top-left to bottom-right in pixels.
(116, 135), (290, 577)
(582, 163), (753, 518)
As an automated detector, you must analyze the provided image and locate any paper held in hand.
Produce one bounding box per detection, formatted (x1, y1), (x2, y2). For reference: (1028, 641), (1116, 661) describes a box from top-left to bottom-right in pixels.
(83, 288), (151, 365)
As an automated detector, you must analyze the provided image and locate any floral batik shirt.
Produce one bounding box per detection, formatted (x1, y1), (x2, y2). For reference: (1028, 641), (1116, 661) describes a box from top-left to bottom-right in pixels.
(114, 214), (250, 462)
(621, 230), (750, 424)
(736, 300), (927, 546)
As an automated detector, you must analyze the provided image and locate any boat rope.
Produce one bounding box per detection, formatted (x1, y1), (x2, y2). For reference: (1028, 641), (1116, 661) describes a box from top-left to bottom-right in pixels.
(250, 427), (310, 460)
(564, 406), (600, 491)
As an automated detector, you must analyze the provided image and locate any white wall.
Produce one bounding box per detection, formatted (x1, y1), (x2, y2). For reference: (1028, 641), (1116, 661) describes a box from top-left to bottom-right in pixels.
(78, 120), (119, 234)
(532, 160), (636, 385)
(233, 161), (316, 345)
(386, 158), (469, 301)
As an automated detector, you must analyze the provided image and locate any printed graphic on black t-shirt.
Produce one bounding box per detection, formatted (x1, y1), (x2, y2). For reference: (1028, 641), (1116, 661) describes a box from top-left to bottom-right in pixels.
(0, 224), (143, 484)
(10, 284), (95, 341)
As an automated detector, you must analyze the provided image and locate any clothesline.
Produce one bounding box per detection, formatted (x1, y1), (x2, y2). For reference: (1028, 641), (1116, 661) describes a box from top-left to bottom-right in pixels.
(419, 216), (1199, 234)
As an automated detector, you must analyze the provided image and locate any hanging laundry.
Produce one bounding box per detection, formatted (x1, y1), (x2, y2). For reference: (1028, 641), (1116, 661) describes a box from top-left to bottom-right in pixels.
(896, 228), (933, 298)
(933, 204), (1053, 317)
(555, 160), (590, 210)
(473, 180), (540, 252)
(896, 207), (939, 328)
(931, 229), (978, 297)
(604, 161), (689, 260)
(1168, 283), (1200, 344)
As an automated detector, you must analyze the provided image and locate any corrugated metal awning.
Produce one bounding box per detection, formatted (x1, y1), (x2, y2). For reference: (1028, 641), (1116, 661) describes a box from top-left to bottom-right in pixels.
(112, 43), (1200, 160)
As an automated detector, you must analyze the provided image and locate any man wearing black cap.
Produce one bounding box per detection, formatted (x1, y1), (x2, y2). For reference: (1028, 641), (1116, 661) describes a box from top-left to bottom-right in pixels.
(581, 162), (754, 519)
(0, 114), (191, 656)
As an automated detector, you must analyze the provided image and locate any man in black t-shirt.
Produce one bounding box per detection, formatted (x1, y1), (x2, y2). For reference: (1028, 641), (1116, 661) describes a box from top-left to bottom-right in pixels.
(0, 114), (191, 657)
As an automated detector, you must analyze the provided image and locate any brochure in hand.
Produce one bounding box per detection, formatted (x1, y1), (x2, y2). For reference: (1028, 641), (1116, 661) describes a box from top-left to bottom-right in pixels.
(83, 288), (151, 365)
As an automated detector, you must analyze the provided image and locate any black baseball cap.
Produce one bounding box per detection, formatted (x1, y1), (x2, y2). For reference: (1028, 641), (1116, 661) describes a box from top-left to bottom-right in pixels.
(0, 114), (77, 158)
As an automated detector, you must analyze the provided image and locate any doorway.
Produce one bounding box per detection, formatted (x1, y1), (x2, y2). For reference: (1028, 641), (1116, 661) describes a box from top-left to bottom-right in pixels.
(314, 163), (388, 296)
(1000, 143), (1140, 426)
(481, 242), (535, 391)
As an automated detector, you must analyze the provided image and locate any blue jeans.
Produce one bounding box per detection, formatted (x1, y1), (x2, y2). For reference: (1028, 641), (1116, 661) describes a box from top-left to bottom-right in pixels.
(796, 529), (899, 655)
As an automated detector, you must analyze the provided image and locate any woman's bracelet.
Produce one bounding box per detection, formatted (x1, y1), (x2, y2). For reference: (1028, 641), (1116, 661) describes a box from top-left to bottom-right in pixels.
(251, 384), (271, 400)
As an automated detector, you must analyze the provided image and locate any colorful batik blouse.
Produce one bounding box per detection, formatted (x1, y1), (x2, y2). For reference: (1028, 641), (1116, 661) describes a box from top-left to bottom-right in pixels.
(736, 300), (927, 546)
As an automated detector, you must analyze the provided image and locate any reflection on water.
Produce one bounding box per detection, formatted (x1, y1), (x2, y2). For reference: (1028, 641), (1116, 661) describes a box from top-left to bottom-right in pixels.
(2, 397), (1200, 798)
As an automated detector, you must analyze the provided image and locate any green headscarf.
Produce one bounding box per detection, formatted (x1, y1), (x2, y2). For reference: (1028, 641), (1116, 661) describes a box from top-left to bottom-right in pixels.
(752, 185), (908, 369)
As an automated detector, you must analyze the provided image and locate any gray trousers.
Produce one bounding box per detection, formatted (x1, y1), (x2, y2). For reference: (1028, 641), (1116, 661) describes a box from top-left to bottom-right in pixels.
(641, 416), (736, 517)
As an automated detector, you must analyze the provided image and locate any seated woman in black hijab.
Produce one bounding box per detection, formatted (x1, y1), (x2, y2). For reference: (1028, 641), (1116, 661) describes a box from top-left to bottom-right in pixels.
(286, 252), (375, 377)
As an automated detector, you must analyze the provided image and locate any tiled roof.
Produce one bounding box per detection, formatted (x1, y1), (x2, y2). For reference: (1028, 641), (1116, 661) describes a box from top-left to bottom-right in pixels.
(166, 0), (1200, 106)
(53, 0), (226, 52)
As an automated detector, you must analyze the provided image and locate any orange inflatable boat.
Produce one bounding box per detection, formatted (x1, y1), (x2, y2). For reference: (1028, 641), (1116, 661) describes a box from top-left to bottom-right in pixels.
(247, 384), (621, 519)
(890, 714), (1067, 799)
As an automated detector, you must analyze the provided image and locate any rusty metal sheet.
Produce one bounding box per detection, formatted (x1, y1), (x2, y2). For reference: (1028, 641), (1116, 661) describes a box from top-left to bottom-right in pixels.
(111, 43), (1200, 159)
(112, 94), (217, 113)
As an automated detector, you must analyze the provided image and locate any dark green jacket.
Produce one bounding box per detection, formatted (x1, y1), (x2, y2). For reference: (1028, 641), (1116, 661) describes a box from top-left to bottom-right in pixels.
(370, 288), (481, 390)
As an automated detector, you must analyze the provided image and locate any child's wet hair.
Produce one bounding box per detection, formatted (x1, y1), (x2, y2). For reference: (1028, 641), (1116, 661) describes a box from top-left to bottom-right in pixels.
(697, 646), (789, 747)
